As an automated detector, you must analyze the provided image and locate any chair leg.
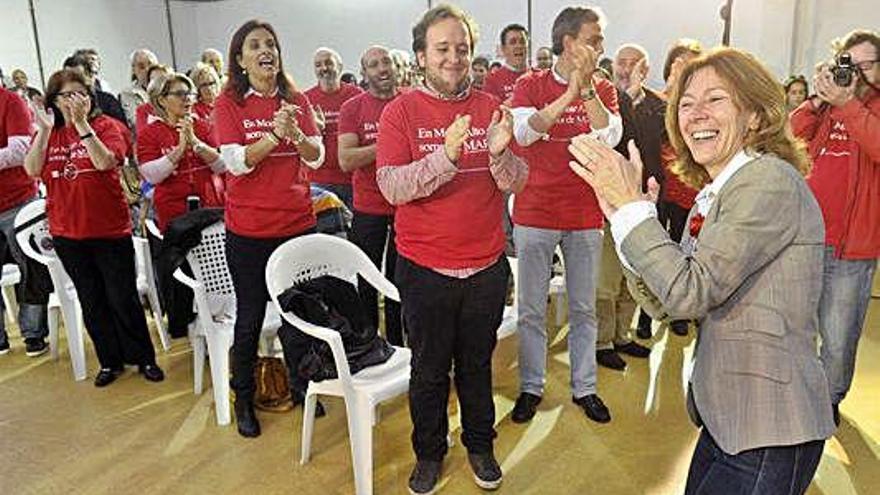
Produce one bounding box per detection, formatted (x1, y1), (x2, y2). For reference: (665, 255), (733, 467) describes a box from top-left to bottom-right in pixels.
(347, 398), (375, 495)
(48, 305), (60, 360)
(63, 302), (86, 381)
(192, 336), (206, 395)
(206, 333), (232, 425)
(300, 387), (317, 465)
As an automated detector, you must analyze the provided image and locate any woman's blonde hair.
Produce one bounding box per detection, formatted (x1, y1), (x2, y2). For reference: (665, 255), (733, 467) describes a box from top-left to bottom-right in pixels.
(148, 72), (195, 120)
(665, 47), (810, 190)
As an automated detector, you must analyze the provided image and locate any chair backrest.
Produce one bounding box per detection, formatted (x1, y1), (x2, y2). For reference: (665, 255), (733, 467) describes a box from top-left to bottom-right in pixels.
(185, 222), (235, 317)
(13, 199), (56, 265)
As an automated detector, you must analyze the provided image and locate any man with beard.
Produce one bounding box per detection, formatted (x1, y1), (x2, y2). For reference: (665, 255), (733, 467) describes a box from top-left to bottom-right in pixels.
(305, 47), (363, 209)
(376, 5), (528, 493)
(483, 24), (530, 104)
(338, 46), (404, 346)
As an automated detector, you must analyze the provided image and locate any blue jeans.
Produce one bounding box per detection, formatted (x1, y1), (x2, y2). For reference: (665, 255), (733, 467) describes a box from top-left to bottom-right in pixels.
(0, 200), (49, 346)
(685, 429), (824, 495)
(514, 225), (602, 398)
(817, 246), (876, 404)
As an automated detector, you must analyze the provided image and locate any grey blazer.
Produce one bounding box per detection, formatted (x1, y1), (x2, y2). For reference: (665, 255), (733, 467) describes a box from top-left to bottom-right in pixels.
(621, 154), (835, 454)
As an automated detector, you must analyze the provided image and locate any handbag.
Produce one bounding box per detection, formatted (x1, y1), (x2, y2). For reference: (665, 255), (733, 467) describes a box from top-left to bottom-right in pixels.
(253, 356), (293, 412)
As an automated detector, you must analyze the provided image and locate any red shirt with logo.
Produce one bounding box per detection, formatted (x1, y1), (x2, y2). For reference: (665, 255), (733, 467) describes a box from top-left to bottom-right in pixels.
(482, 66), (527, 104)
(304, 83), (363, 185)
(41, 115), (131, 239)
(135, 103), (156, 133)
(510, 70), (619, 230)
(0, 88), (38, 213)
(338, 91), (396, 215)
(213, 90), (319, 238)
(193, 101), (214, 127)
(376, 89), (505, 269)
(137, 116), (223, 231)
(806, 117), (855, 247)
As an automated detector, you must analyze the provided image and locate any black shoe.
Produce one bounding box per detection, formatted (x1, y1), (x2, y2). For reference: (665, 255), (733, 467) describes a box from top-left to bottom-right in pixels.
(293, 391), (326, 418)
(636, 312), (653, 339)
(139, 364), (165, 382)
(24, 338), (49, 357)
(511, 392), (542, 423)
(670, 320), (689, 336)
(596, 349), (627, 370)
(234, 400), (261, 438)
(615, 341), (651, 358)
(833, 403), (840, 427)
(573, 394), (611, 423)
(468, 452), (502, 490)
(94, 367), (123, 387)
(0, 341), (9, 355)
(408, 460), (442, 495)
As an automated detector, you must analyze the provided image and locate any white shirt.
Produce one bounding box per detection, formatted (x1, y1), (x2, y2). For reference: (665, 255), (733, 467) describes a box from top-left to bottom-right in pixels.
(511, 62), (623, 148)
(610, 150), (758, 274)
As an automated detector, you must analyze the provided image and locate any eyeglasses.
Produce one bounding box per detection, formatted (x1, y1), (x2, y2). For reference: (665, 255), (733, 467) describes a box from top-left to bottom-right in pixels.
(57, 90), (88, 99)
(855, 59), (878, 71)
(166, 90), (196, 99)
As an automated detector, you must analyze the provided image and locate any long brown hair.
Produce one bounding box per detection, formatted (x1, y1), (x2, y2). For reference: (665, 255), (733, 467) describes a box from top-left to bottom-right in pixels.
(44, 69), (102, 129)
(224, 19), (299, 104)
(665, 47), (811, 190)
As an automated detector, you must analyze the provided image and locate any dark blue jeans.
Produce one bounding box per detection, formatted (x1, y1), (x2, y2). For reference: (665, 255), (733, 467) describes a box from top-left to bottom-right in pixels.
(685, 429), (824, 495)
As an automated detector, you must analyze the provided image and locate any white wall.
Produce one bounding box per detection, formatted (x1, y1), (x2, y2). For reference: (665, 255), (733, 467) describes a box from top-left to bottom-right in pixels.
(1, 0), (876, 95)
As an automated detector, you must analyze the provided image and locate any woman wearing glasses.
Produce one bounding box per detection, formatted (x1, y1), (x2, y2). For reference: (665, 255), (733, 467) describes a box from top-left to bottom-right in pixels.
(137, 72), (225, 232)
(191, 63), (221, 126)
(23, 68), (164, 387)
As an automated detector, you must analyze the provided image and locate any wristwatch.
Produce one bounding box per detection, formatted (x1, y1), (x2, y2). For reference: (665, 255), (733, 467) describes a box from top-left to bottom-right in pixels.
(580, 87), (596, 101)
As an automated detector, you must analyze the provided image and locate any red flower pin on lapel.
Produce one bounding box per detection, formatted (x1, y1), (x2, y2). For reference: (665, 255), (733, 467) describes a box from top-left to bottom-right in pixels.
(689, 213), (705, 238)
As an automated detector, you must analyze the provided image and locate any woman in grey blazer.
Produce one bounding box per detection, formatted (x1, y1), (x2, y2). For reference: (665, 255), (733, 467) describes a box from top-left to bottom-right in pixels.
(568, 47), (835, 495)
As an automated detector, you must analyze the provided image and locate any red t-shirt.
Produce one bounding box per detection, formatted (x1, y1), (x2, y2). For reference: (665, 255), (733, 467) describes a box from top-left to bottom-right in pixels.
(213, 90), (319, 238)
(0, 88), (38, 213)
(338, 91), (397, 215)
(376, 89), (506, 269)
(482, 66), (527, 104)
(660, 143), (697, 209)
(193, 101), (214, 127)
(41, 115), (131, 239)
(304, 83), (363, 185)
(137, 116), (223, 231)
(510, 70), (619, 230)
(807, 117), (855, 247)
(135, 103), (157, 134)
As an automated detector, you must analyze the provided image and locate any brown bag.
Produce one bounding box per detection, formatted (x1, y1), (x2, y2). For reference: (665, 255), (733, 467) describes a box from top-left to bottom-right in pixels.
(253, 357), (293, 412)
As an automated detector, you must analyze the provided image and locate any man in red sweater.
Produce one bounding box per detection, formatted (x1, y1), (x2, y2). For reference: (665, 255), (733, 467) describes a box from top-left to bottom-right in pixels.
(482, 23), (530, 104)
(376, 5), (528, 493)
(509, 6), (622, 426)
(791, 29), (880, 426)
(0, 87), (49, 357)
(305, 47), (363, 210)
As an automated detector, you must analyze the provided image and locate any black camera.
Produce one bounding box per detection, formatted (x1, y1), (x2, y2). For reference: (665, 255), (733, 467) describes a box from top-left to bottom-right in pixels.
(831, 53), (855, 87)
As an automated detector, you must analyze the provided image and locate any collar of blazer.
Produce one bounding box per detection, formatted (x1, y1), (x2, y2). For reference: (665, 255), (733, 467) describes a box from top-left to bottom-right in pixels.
(694, 150), (762, 217)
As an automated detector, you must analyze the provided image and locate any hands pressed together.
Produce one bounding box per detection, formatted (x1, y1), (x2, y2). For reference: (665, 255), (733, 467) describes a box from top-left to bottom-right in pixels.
(567, 135), (660, 218)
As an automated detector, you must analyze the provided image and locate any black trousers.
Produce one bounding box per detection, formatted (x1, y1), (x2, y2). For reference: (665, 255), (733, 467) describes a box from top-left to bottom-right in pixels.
(54, 236), (156, 369)
(396, 255), (509, 461)
(350, 211), (403, 345)
(225, 229), (315, 402)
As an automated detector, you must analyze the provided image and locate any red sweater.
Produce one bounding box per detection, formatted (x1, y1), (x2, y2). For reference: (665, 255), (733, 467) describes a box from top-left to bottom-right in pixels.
(304, 83), (363, 185)
(137, 117), (223, 231)
(792, 90), (880, 259)
(510, 70), (619, 230)
(0, 88), (38, 213)
(482, 66), (527, 104)
(338, 92), (396, 215)
(213, 90), (318, 238)
(41, 115), (131, 239)
(376, 89), (505, 269)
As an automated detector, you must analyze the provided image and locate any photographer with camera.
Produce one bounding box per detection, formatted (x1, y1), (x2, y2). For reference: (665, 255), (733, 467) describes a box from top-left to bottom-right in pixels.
(791, 29), (880, 426)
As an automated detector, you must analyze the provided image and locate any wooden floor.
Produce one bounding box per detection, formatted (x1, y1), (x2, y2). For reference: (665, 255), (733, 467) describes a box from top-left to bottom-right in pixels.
(1, 298), (879, 495)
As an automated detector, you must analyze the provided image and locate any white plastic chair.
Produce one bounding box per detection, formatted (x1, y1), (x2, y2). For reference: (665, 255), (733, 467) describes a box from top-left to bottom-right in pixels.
(265, 233), (411, 495)
(133, 236), (170, 351)
(14, 200), (87, 381)
(172, 222), (281, 426)
(1, 264), (21, 327)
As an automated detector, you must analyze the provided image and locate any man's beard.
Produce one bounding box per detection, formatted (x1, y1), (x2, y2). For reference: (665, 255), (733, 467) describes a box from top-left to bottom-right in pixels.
(425, 70), (470, 97)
